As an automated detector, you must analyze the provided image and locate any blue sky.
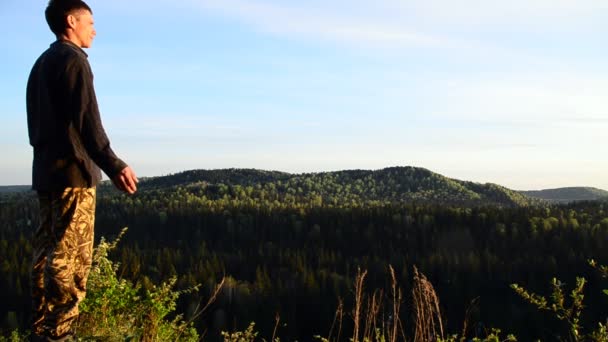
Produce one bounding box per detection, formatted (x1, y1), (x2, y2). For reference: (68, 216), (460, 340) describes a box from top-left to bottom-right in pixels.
(1, 0), (607, 190)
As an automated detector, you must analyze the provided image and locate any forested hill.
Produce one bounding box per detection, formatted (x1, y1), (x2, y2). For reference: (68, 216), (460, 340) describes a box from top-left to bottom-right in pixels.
(522, 187), (608, 203)
(115, 166), (535, 207)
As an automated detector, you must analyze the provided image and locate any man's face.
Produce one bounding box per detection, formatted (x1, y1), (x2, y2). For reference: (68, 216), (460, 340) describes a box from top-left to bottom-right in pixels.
(69, 10), (96, 48)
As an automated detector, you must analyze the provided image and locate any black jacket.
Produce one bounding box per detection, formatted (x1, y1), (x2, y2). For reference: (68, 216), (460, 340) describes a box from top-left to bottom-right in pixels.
(26, 40), (126, 191)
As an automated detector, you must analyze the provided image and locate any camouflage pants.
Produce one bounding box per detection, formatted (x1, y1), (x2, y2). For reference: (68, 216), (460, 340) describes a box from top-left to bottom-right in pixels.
(31, 187), (96, 339)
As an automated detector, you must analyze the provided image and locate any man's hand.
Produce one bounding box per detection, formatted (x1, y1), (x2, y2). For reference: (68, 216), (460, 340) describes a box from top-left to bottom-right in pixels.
(112, 166), (138, 194)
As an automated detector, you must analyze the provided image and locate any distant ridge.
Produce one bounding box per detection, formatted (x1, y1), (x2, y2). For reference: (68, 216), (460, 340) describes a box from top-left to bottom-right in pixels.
(5, 168), (606, 206)
(0, 185), (31, 193)
(129, 167), (535, 207)
(521, 187), (608, 203)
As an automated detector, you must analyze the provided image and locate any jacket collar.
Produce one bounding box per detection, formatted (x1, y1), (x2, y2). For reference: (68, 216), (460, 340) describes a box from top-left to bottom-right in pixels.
(52, 39), (88, 58)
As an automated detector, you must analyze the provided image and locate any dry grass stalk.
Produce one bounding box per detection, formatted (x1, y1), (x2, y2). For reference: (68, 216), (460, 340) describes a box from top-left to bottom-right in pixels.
(197, 276), (226, 317)
(327, 265), (407, 342)
(271, 312), (281, 342)
(327, 298), (344, 342)
(412, 266), (444, 342)
(336, 299), (344, 342)
(363, 289), (383, 341)
(388, 265), (406, 342)
(460, 297), (479, 342)
(182, 276), (226, 340)
(352, 268), (368, 342)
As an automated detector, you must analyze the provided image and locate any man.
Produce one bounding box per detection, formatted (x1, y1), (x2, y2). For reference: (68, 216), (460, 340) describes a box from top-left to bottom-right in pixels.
(26, 0), (138, 340)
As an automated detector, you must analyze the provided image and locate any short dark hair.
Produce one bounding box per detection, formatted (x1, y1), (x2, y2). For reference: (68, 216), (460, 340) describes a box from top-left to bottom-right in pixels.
(45, 0), (92, 36)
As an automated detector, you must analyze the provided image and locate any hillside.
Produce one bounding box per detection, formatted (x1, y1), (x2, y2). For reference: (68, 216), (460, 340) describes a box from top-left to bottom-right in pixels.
(521, 187), (608, 203)
(115, 166), (535, 207)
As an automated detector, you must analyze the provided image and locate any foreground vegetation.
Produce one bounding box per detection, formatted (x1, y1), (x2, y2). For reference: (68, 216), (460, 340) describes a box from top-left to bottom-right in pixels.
(1, 229), (206, 341)
(5, 238), (608, 341)
(1, 232), (518, 341)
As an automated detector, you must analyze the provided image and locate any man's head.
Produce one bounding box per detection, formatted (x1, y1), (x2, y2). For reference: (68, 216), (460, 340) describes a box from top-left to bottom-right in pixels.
(45, 0), (96, 48)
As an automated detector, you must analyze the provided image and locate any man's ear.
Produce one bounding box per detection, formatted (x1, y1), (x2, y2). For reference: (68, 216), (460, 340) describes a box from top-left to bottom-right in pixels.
(66, 14), (78, 30)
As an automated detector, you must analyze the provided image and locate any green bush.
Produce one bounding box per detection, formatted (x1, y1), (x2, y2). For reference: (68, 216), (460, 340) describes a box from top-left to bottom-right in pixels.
(511, 259), (608, 342)
(0, 329), (28, 342)
(221, 322), (259, 342)
(74, 228), (200, 341)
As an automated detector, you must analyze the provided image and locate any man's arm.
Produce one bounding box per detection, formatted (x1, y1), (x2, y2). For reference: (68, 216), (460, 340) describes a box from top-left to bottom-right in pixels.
(65, 56), (138, 193)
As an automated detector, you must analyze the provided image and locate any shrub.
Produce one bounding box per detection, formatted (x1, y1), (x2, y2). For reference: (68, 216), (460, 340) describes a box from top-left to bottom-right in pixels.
(74, 228), (200, 341)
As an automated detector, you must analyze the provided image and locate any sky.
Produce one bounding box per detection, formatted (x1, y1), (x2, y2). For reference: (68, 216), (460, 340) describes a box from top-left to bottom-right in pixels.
(1, 0), (607, 190)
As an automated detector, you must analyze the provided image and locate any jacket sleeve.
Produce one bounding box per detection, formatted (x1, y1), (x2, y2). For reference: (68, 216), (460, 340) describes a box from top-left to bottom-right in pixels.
(64, 57), (128, 179)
